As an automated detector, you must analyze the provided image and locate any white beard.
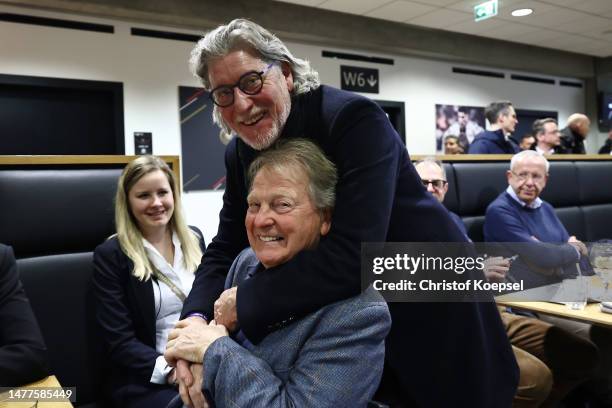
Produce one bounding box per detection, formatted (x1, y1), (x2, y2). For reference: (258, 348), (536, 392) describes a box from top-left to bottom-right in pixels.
(239, 95), (291, 151)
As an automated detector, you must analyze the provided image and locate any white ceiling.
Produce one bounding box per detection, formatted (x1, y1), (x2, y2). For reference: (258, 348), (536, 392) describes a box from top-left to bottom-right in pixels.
(275, 0), (612, 57)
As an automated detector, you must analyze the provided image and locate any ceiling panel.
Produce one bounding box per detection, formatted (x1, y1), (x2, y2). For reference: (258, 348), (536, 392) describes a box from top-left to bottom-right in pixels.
(448, 0), (528, 13)
(559, 16), (612, 35)
(414, 0), (459, 6)
(407, 8), (472, 28)
(272, 0), (612, 56)
(275, 0), (327, 6)
(512, 28), (564, 44)
(317, 0), (392, 15)
(480, 21), (541, 39)
(448, 18), (509, 35)
(571, 0), (612, 15)
(525, 8), (587, 28)
(365, 1), (437, 22)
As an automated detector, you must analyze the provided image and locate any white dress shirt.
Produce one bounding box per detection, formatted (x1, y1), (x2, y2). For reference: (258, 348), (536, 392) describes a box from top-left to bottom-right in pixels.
(143, 231), (195, 384)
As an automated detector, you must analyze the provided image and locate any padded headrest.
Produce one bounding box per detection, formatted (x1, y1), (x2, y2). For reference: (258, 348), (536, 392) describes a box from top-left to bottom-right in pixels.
(583, 204), (612, 241)
(577, 162), (612, 205)
(462, 215), (485, 243)
(0, 169), (120, 258)
(17, 253), (103, 405)
(540, 162), (579, 207)
(453, 163), (508, 216)
(554, 207), (585, 241)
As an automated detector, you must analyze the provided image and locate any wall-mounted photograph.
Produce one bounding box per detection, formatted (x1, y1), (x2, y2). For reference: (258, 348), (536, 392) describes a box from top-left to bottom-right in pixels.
(435, 104), (485, 154)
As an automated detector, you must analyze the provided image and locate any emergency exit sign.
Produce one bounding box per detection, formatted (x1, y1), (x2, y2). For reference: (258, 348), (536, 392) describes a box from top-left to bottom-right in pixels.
(474, 0), (498, 22)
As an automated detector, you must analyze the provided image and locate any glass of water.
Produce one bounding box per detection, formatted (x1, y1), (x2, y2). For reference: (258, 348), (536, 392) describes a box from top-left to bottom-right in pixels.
(590, 242), (612, 301)
(561, 262), (588, 310)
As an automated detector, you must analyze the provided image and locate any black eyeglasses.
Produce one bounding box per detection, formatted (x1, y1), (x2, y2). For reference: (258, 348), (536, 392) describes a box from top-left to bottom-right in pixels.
(421, 179), (447, 189)
(209, 63), (275, 107)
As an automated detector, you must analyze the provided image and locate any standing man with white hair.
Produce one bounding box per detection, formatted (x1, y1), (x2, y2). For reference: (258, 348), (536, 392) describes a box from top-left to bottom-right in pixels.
(176, 19), (518, 407)
(559, 113), (590, 154)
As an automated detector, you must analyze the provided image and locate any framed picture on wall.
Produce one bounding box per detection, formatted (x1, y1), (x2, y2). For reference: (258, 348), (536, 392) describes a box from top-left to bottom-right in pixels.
(179, 86), (226, 191)
(435, 104), (485, 153)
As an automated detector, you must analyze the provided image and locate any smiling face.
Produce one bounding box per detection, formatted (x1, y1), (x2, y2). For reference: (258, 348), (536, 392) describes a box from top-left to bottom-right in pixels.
(245, 166), (331, 268)
(208, 48), (294, 150)
(507, 156), (548, 205)
(128, 170), (174, 238)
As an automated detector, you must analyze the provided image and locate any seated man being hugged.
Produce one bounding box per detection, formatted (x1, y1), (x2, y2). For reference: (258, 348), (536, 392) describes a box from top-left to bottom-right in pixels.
(93, 156), (205, 407)
(165, 139), (390, 408)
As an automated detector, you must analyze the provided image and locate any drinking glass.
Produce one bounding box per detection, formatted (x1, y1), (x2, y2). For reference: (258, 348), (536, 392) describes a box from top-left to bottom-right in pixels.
(590, 242), (612, 301)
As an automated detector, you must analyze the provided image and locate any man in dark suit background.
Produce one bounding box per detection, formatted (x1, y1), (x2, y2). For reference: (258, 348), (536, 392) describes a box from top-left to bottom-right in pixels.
(0, 243), (48, 386)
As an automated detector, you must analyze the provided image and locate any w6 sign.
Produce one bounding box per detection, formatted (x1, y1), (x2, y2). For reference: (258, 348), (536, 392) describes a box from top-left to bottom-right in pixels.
(340, 65), (379, 94)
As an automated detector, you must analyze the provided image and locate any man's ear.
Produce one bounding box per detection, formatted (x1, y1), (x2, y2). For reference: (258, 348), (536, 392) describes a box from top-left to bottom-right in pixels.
(280, 61), (294, 92)
(320, 209), (332, 236)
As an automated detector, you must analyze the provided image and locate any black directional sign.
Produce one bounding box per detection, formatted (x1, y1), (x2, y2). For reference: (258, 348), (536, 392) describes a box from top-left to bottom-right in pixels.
(340, 65), (379, 94)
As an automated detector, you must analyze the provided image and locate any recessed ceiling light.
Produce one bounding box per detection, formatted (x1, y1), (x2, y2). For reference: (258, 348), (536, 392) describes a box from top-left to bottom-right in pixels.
(511, 8), (533, 17)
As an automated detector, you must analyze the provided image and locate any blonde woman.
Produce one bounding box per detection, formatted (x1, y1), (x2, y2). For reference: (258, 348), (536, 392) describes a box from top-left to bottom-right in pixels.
(93, 156), (204, 408)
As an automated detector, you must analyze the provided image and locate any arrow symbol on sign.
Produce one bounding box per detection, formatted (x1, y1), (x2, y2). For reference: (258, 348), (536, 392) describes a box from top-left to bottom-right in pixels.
(367, 75), (377, 87)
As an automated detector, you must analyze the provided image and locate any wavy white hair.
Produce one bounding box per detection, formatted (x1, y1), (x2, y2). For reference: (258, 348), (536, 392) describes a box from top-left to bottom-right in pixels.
(190, 19), (320, 144)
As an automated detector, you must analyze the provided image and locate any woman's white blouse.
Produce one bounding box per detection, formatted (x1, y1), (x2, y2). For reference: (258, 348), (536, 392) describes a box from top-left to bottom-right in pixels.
(143, 231), (195, 384)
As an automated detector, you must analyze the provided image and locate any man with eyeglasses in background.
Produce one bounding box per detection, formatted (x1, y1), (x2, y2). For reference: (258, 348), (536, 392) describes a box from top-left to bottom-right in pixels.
(174, 18), (519, 408)
(414, 158), (468, 240)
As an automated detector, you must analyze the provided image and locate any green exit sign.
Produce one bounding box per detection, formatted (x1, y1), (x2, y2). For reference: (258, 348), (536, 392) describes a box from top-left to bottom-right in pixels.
(474, 0), (498, 22)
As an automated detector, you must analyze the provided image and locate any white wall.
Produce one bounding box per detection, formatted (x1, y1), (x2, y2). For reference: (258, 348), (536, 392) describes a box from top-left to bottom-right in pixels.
(0, 5), (595, 241)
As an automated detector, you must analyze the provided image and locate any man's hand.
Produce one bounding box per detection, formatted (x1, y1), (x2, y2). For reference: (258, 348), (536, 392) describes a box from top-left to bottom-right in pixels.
(178, 363), (208, 408)
(483, 256), (510, 283)
(165, 317), (208, 367)
(165, 320), (229, 364)
(568, 236), (588, 256)
(214, 287), (238, 332)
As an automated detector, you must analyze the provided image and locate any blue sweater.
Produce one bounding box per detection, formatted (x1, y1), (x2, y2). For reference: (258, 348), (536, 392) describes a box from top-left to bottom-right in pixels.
(484, 191), (579, 287)
(468, 129), (520, 154)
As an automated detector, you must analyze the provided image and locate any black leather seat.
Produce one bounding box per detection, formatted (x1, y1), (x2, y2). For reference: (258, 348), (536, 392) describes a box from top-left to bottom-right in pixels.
(0, 165), (122, 407)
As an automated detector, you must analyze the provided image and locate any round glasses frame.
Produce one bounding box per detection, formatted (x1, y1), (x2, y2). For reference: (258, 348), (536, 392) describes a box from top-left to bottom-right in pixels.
(209, 63), (276, 108)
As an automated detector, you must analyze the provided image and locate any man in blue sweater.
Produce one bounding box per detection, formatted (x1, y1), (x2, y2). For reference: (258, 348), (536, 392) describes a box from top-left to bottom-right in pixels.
(468, 101), (521, 154)
(484, 150), (587, 287)
(484, 151), (612, 405)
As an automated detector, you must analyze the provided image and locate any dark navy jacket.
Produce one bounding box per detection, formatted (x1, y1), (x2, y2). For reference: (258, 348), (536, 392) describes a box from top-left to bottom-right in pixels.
(0, 244), (48, 386)
(183, 85), (518, 407)
(468, 129), (520, 154)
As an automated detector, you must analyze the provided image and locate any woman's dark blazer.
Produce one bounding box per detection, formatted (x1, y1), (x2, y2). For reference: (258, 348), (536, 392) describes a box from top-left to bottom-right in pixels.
(92, 228), (205, 404)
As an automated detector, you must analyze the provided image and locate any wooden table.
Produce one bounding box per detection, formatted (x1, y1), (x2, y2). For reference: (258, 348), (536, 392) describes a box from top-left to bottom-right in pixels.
(497, 275), (612, 327)
(0, 376), (73, 408)
(496, 300), (612, 327)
